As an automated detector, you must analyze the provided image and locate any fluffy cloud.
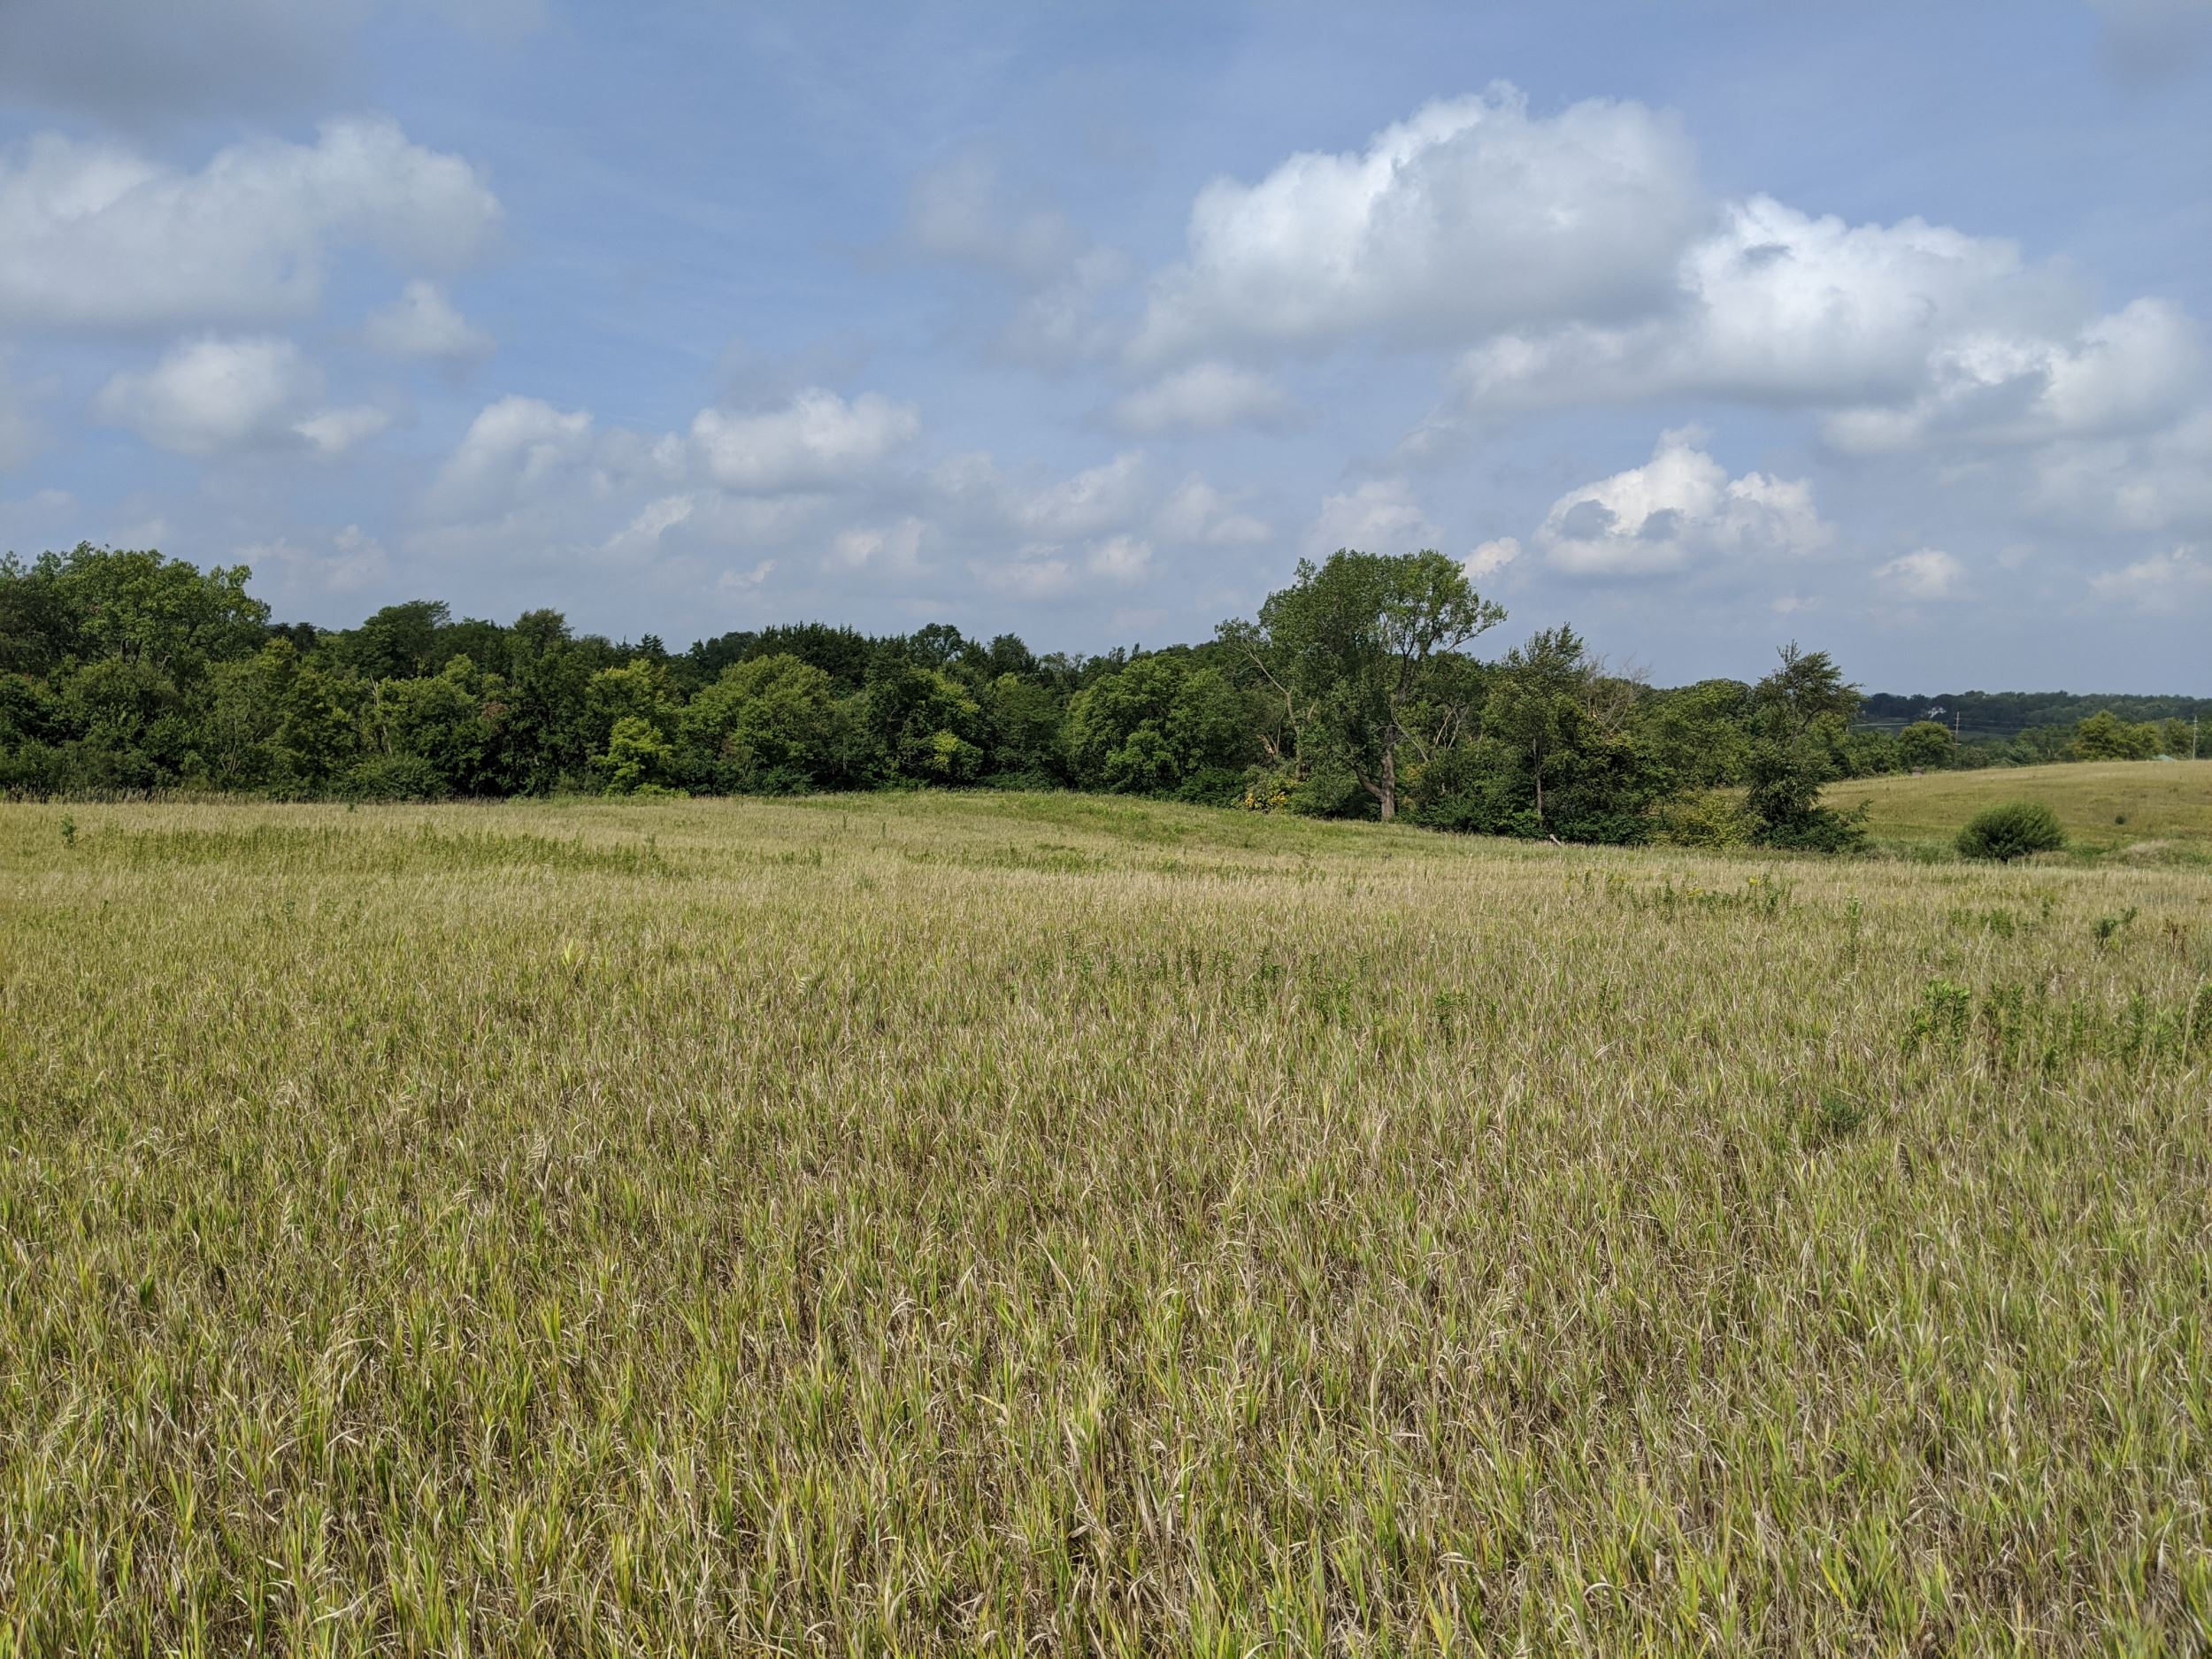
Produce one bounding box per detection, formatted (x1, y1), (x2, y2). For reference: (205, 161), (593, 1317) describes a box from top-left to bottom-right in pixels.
(1823, 299), (2201, 454)
(690, 388), (919, 493)
(95, 335), (384, 457)
(595, 491), (818, 568)
(1303, 479), (1441, 557)
(1087, 534), (1153, 584)
(2030, 409), (2212, 537)
(972, 535), (1152, 599)
(1459, 196), (2201, 454)
(1006, 451), (1148, 539)
(2089, 544), (2212, 606)
(1874, 549), (1966, 600)
(1463, 196), (2064, 408)
(1533, 428), (1832, 577)
(0, 118), (501, 330)
(363, 280), (494, 360)
(1154, 474), (1270, 547)
(295, 404), (392, 457)
(410, 384), (1183, 613)
(425, 394), (599, 517)
(1110, 362), (1295, 434)
(599, 493), (697, 564)
(1466, 536), (1520, 578)
(826, 517), (926, 575)
(975, 549), (1081, 600)
(1133, 86), (1703, 364)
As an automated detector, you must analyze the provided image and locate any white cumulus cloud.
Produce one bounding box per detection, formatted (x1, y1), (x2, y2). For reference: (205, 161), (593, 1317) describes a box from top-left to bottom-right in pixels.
(2031, 411), (2212, 539)
(690, 388), (919, 493)
(599, 493), (698, 563)
(295, 404), (391, 457)
(1303, 479), (1441, 557)
(1154, 474), (1270, 546)
(363, 280), (493, 360)
(1014, 451), (1149, 539)
(827, 518), (926, 575)
(1086, 534), (1153, 584)
(2090, 544), (2212, 606)
(0, 118), (502, 330)
(1460, 196), (2201, 455)
(426, 394), (596, 517)
(1134, 85), (1703, 364)
(1534, 428), (1832, 577)
(95, 334), (382, 457)
(1874, 548), (1965, 599)
(1467, 536), (1520, 578)
(1823, 298), (2201, 454)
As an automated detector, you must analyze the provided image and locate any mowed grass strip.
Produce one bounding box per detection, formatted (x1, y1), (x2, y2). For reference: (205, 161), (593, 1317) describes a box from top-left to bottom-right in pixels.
(2, 795), (2208, 1655)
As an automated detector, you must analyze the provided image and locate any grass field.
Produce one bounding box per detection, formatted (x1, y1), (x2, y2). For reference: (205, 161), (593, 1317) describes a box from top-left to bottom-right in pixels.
(1832, 758), (2212, 860)
(3, 793), (2209, 1655)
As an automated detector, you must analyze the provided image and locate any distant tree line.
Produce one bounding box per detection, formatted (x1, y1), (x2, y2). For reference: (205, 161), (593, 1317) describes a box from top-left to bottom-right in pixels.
(1855, 689), (2206, 769)
(9, 540), (2173, 851)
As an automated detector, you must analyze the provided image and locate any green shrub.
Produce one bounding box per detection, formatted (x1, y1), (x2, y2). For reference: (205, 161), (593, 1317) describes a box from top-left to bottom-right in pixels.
(1651, 788), (1754, 848)
(341, 755), (449, 802)
(1955, 800), (2065, 862)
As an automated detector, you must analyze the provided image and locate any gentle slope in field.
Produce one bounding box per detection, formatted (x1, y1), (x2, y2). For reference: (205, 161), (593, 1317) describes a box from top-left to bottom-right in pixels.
(1830, 757), (2212, 856)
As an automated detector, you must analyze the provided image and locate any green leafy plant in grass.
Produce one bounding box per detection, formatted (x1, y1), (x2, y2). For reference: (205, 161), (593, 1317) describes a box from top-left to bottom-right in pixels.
(1955, 800), (2065, 862)
(1801, 1089), (1871, 1144)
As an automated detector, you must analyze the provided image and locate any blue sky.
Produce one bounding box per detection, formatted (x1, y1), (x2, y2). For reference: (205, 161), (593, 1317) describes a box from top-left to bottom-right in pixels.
(3, 0), (2208, 688)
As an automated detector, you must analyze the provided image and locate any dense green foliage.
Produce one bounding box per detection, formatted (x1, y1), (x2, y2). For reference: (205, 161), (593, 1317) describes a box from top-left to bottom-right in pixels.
(1219, 549), (1503, 823)
(1, 541), (2190, 849)
(1955, 800), (2069, 862)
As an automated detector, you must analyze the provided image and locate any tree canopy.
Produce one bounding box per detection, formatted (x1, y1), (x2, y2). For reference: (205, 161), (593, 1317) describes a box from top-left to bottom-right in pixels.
(2, 540), (2188, 849)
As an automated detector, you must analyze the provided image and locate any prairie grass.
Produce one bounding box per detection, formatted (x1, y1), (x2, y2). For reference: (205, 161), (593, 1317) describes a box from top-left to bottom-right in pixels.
(2, 793), (2208, 1655)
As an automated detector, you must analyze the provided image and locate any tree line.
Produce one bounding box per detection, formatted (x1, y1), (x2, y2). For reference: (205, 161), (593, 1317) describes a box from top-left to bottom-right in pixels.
(0, 541), (2171, 849)
(1855, 692), (2205, 768)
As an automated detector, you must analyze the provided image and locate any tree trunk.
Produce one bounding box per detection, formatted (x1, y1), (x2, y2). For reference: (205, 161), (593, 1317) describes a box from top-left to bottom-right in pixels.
(1532, 739), (1544, 833)
(1379, 744), (1396, 822)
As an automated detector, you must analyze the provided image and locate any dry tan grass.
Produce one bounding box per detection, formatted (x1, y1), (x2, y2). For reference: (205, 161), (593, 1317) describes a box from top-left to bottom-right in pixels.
(3, 793), (2208, 1655)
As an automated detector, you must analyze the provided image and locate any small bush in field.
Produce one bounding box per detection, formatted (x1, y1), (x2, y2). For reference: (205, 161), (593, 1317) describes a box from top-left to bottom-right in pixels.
(1955, 800), (2065, 862)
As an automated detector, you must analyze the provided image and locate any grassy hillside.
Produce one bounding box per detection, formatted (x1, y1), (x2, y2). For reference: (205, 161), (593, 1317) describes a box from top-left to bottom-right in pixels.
(1832, 758), (2212, 858)
(3, 795), (2208, 1654)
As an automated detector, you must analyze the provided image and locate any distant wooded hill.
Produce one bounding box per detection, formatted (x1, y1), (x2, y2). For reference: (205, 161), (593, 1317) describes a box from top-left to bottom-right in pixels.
(1859, 691), (2211, 741)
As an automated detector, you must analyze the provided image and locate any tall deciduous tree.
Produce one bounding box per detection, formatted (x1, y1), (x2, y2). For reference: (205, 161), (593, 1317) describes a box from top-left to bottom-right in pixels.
(1480, 625), (1594, 837)
(1222, 549), (1504, 822)
(1895, 719), (1955, 772)
(1744, 643), (1864, 849)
